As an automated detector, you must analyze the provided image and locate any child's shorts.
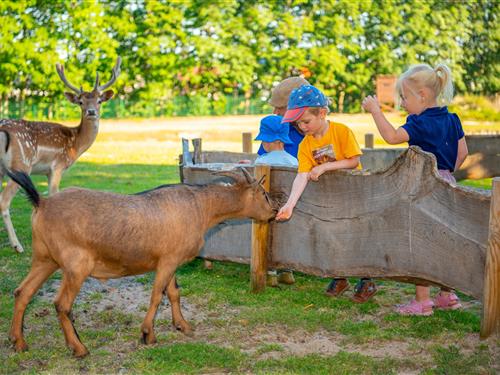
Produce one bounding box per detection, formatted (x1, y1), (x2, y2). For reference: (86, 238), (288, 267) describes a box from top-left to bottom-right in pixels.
(438, 169), (456, 186)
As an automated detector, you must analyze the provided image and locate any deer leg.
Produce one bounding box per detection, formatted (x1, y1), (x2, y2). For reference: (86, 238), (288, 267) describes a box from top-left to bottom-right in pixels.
(0, 179), (23, 252)
(54, 266), (92, 358)
(9, 258), (58, 352)
(48, 168), (63, 196)
(140, 264), (176, 345)
(164, 276), (193, 335)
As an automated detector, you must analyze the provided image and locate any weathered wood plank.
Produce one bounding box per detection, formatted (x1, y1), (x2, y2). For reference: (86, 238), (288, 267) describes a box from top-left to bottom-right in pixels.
(183, 147), (491, 300)
(481, 177), (500, 338)
(251, 164), (271, 292)
(242, 132), (253, 153)
(194, 133), (500, 180)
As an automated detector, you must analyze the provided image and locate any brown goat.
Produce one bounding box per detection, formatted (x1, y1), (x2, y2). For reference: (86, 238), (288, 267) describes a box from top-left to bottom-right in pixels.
(8, 168), (276, 357)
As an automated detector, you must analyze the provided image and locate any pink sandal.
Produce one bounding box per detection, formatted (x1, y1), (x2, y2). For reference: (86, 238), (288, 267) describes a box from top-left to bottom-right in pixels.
(395, 299), (434, 316)
(433, 292), (462, 310)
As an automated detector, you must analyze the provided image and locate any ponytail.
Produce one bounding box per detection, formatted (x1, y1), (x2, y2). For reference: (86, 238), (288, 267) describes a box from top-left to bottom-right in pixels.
(434, 64), (454, 105)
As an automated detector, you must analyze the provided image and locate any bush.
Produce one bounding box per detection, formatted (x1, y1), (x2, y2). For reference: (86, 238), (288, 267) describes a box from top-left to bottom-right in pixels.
(449, 95), (500, 121)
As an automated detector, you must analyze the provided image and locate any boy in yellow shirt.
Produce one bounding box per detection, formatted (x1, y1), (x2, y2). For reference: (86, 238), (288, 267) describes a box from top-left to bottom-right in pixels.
(276, 84), (377, 303)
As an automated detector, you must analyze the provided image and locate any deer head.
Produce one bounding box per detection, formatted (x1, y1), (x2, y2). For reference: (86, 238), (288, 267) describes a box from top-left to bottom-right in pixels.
(55, 57), (121, 119)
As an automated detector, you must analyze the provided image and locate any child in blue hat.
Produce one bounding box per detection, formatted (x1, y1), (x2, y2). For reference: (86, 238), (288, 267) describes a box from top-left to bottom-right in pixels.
(276, 84), (377, 303)
(254, 115), (298, 167)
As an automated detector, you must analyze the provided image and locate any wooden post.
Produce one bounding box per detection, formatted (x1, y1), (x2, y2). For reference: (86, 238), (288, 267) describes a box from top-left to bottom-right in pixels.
(481, 177), (500, 339)
(182, 138), (192, 166)
(192, 138), (202, 164)
(251, 164), (271, 292)
(365, 133), (374, 148)
(242, 132), (253, 153)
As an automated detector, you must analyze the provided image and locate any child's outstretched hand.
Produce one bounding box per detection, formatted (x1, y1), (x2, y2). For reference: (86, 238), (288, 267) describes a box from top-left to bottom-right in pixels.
(276, 203), (294, 221)
(362, 95), (381, 114)
(309, 165), (325, 181)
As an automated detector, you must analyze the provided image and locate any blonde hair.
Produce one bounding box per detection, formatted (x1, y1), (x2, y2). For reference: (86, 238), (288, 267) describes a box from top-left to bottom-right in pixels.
(305, 106), (330, 116)
(396, 63), (454, 106)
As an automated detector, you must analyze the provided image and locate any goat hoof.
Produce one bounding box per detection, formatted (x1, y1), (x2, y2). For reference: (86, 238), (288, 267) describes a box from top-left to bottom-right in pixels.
(141, 331), (157, 345)
(14, 340), (28, 352)
(175, 323), (193, 336)
(73, 347), (89, 358)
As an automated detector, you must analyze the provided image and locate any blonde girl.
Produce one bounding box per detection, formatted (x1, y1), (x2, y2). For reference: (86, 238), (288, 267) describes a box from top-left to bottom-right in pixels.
(362, 63), (468, 315)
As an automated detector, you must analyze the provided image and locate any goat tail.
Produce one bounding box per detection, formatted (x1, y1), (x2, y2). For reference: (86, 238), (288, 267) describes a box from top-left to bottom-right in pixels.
(6, 170), (40, 208)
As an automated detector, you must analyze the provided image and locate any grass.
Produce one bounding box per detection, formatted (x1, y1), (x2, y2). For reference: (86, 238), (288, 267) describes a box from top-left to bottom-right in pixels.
(0, 114), (498, 374)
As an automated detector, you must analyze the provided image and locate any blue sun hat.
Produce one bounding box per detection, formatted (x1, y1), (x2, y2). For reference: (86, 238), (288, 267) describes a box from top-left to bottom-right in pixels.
(255, 115), (292, 144)
(282, 85), (328, 123)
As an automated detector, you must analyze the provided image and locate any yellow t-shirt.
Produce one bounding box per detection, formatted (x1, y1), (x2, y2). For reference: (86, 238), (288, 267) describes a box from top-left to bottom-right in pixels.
(297, 121), (362, 173)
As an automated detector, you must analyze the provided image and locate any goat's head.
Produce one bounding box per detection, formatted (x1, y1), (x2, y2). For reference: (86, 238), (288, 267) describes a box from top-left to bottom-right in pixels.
(217, 168), (277, 222)
(55, 57), (121, 119)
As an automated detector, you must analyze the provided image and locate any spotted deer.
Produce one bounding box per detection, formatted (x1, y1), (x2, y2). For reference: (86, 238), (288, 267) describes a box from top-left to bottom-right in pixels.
(0, 57), (121, 253)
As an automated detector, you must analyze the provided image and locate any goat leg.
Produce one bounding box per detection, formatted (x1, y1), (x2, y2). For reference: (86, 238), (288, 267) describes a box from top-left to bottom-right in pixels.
(10, 259), (58, 352)
(141, 264), (177, 345)
(165, 276), (193, 336)
(54, 269), (91, 358)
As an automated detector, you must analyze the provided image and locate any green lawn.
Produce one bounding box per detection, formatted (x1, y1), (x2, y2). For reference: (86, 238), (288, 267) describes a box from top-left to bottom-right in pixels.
(0, 160), (497, 374)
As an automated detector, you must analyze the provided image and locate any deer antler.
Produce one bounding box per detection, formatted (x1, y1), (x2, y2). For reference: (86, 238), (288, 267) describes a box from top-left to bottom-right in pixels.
(95, 56), (122, 92)
(55, 63), (81, 94)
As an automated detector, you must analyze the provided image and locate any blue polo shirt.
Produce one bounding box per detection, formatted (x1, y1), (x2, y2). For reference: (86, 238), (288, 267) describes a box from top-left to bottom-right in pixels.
(402, 107), (464, 171)
(257, 125), (304, 157)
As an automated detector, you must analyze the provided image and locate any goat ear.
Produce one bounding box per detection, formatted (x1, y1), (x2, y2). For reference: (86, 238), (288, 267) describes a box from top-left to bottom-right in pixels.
(213, 171), (246, 185)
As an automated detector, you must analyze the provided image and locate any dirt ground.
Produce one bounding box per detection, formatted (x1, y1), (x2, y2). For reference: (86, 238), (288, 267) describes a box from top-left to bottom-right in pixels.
(37, 275), (499, 374)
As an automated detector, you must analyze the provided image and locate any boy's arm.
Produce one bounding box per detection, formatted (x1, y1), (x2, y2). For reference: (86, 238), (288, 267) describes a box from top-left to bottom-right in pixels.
(309, 156), (360, 181)
(275, 172), (309, 221)
(455, 137), (468, 170)
(362, 95), (409, 144)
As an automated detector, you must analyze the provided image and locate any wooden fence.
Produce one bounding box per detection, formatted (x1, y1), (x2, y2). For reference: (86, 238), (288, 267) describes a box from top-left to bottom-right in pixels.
(180, 143), (499, 338)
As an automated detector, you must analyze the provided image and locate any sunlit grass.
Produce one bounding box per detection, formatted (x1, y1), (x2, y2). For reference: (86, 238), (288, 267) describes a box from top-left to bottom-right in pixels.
(0, 114), (497, 374)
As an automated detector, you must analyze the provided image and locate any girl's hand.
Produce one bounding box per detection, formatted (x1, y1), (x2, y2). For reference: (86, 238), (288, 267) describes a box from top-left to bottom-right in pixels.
(276, 204), (294, 221)
(362, 95), (381, 114)
(309, 165), (325, 181)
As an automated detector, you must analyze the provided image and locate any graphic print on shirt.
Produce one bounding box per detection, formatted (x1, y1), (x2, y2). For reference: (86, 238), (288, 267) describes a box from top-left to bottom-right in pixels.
(312, 144), (336, 164)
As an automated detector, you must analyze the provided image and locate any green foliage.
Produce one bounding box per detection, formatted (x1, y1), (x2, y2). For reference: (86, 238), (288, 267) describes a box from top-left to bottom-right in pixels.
(449, 95), (500, 122)
(0, 0), (498, 118)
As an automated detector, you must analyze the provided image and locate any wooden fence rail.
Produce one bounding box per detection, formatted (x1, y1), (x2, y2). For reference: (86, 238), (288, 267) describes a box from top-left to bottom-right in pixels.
(181, 146), (498, 338)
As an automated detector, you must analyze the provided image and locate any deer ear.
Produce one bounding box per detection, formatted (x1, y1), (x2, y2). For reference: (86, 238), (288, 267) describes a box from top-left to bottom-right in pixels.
(100, 90), (114, 102)
(64, 92), (80, 104)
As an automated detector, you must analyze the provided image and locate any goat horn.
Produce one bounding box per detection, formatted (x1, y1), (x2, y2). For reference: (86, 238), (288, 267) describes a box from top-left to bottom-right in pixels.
(240, 167), (255, 184)
(257, 175), (266, 186)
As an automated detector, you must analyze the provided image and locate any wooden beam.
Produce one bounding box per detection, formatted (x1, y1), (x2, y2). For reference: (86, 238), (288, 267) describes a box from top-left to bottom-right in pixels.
(182, 138), (192, 166)
(481, 177), (500, 339)
(251, 164), (271, 292)
(365, 133), (374, 149)
(242, 132), (253, 153)
(192, 138), (202, 164)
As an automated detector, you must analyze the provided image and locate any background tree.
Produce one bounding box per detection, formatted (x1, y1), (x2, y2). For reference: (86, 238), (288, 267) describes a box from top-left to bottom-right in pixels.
(0, 0), (497, 118)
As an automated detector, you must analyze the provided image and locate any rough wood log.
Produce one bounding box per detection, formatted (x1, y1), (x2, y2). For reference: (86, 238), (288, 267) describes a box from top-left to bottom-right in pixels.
(251, 165), (271, 292)
(183, 147), (491, 301)
(481, 177), (500, 338)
